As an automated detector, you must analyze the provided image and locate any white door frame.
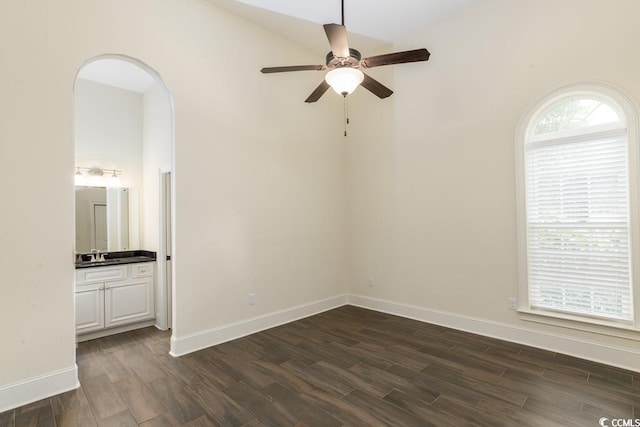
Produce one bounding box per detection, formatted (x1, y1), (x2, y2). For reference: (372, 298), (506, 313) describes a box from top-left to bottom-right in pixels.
(156, 164), (173, 330)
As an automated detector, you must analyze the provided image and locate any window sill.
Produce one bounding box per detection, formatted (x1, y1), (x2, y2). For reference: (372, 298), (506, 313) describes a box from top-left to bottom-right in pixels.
(518, 309), (640, 341)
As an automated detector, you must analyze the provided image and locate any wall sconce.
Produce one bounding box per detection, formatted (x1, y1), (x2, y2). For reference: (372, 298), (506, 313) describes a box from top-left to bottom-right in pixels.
(74, 166), (122, 187)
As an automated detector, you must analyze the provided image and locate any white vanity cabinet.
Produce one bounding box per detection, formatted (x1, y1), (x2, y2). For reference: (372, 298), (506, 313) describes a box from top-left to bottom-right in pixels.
(75, 282), (105, 333)
(75, 262), (155, 337)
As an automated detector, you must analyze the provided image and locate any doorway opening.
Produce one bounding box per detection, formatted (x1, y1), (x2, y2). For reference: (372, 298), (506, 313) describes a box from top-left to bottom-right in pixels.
(73, 54), (175, 343)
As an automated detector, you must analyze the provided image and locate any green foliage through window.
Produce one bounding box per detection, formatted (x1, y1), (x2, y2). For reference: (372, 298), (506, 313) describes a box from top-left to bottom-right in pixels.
(534, 98), (620, 136)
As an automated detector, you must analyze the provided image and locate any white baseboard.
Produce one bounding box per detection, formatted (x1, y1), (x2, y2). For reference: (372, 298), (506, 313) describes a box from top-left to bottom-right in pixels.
(0, 365), (79, 413)
(169, 292), (640, 371)
(348, 294), (640, 373)
(76, 320), (156, 342)
(170, 294), (348, 357)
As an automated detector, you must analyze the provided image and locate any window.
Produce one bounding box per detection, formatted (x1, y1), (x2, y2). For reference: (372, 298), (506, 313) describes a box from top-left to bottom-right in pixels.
(516, 84), (640, 331)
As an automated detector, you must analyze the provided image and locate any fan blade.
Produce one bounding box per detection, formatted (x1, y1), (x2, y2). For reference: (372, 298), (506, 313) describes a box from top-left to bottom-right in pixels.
(360, 73), (393, 99)
(361, 48), (430, 68)
(323, 24), (350, 58)
(261, 65), (325, 74)
(305, 80), (331, 103)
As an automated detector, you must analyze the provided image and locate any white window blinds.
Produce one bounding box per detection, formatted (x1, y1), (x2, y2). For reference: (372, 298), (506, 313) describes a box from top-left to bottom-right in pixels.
(525, 127), (632, 322)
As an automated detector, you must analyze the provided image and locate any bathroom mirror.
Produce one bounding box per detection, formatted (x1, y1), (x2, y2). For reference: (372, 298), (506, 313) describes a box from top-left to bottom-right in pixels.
(75, 186), (139, 253)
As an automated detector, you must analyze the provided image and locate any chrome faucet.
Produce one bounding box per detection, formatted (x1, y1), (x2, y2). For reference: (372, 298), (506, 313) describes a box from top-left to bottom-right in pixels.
(89, 249), (106, 262)
(89, 249), (107, 262)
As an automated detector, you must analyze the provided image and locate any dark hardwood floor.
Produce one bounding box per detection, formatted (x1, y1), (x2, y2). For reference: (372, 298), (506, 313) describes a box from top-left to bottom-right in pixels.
(2, 305), (639, 426)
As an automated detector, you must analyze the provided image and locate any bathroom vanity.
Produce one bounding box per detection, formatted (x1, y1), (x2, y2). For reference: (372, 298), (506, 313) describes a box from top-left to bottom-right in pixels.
(75, 251), (156, 341)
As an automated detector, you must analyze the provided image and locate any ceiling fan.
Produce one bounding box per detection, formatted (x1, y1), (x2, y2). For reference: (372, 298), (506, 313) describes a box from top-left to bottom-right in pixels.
(260, 1), (431, 103)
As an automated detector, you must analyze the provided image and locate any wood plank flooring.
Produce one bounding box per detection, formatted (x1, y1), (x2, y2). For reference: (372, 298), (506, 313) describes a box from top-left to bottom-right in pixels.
(2, 305), (639, 426)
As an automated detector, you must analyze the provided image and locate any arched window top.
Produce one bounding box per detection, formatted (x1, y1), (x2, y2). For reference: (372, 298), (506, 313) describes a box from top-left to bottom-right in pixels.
(528, 91), (627, 142)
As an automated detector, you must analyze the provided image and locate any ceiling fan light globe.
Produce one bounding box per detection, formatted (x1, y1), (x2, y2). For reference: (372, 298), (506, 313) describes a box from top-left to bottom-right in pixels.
(325, 68), (364, 96)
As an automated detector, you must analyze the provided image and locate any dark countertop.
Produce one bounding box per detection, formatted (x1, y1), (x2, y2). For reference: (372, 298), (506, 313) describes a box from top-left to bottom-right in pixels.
(75, 250), (156, 269)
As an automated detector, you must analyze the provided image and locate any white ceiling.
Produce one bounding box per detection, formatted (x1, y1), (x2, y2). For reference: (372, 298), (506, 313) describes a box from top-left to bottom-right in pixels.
(77, 59), (156, 93)
(210, 0), (480, 54)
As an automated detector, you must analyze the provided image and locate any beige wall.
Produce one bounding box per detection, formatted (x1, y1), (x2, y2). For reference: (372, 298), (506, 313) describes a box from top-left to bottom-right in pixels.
(0, 0), (347, 400)
(348, 0), (640, 358)
(169, 12), (348, 337)
(141, 82), (172, 252)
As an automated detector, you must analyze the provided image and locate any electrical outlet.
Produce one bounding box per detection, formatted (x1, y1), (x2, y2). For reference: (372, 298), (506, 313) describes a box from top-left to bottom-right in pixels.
(368, 277), (375, 287)
(507, 297), (518, 310)
(249, 293), (256, 305)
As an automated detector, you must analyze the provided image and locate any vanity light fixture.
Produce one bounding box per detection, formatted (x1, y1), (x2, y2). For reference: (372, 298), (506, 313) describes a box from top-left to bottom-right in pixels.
(74, 166), (86, 186)
(74, 166), (122, 187)
(107, 169), (121, 188)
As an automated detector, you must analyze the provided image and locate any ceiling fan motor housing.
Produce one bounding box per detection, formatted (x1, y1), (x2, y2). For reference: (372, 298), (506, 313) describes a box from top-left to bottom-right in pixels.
(326, 48), (362, 69)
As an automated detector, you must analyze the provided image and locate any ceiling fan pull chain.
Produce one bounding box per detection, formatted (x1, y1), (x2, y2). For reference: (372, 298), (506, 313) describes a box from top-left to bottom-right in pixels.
(343, 95), (351, 137)
(344, 95), (348, 136)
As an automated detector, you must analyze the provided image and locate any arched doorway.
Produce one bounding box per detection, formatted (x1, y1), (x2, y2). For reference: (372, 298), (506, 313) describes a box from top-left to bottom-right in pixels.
(73, 55), (175, 341)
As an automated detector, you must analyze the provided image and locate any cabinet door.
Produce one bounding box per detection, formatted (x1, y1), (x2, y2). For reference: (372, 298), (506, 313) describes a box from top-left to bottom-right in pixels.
(104, 278), (155, 328)
(75, 284), (105, 334)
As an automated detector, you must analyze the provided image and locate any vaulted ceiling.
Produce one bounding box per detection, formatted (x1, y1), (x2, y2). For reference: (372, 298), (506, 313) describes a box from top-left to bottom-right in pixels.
(209, 0), (480, 54)
(77, 0), (480, 93)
